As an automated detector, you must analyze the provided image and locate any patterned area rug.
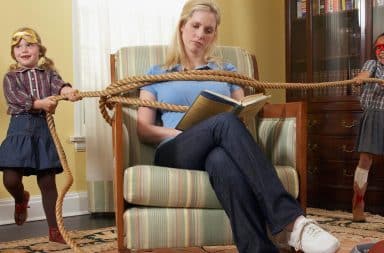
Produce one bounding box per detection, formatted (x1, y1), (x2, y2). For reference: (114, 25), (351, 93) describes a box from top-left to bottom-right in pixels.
(0, 227), (116, 253)
(0, 208), (383, 253)
(306, 208), (384, 253)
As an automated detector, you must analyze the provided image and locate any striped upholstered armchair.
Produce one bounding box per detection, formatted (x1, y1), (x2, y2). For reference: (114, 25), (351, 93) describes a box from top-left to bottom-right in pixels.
(111, 45), (307, 252)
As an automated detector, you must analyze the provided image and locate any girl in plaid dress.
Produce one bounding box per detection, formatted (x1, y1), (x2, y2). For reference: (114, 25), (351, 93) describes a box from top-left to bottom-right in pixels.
(0, 27), (81, 243)
(352, 32), (384, 222)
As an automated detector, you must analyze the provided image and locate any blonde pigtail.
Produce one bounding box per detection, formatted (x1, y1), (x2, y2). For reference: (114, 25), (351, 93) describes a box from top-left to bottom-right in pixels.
(36, 55), (56, 72)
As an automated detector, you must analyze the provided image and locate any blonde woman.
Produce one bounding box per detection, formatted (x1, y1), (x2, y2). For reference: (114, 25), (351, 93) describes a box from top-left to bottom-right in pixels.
(138, 1), (340, 252)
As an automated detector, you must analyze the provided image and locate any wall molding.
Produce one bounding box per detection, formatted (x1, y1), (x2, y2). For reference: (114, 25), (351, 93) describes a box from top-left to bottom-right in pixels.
(0, 191), (89, 225)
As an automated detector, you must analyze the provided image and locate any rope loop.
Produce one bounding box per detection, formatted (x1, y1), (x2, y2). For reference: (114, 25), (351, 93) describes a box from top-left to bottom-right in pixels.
(47, 70), (384, 252)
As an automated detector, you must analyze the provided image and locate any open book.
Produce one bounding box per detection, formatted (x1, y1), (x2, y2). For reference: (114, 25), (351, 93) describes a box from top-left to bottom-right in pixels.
(176, 90), (271, 131)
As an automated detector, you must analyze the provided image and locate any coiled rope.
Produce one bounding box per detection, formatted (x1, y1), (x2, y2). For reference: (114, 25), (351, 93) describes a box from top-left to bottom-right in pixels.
(47, 70), (384, 252)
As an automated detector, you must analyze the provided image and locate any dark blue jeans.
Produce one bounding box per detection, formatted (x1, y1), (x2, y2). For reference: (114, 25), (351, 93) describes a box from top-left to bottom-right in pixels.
(154, 112), (303, 253)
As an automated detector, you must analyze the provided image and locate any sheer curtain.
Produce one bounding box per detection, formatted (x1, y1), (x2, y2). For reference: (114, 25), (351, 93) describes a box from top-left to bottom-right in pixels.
(72, 0), (185, 212)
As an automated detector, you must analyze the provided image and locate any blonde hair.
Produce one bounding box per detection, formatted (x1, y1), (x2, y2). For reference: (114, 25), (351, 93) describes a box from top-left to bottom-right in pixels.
(163, 0), (221, 69)
(9, 27), (56, 72)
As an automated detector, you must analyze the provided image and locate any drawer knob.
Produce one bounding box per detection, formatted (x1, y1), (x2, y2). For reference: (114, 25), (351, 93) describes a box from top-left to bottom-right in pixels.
(308, 119), (318, 128)
(343, 168), (354, 177)
(308, 143), (318, 151)
(341, 120), (357, 128)
(308, 166), (318, 175)
(342, 145), (354, 153)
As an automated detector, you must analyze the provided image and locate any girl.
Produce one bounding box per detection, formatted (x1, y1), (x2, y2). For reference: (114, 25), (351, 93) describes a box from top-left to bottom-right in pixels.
(137, 0), (340, 252)
(0, 27), (81, 243)
(352, 32), (384, 222)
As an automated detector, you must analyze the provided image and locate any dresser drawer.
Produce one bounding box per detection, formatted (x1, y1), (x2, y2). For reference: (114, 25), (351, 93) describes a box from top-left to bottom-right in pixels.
(308, 97), (362, 112)
(308, 112), (362, 135)
(308, 135), (359, 160)
(309, 157), (384, 189)
(308, 160), (355, 187)
(307, 154), (384, 213)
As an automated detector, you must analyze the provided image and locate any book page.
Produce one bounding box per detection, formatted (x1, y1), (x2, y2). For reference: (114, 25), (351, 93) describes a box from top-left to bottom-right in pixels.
(238, 94), (271, 118)
(241, 93), (266, 106)
(176, 95), (236, 131)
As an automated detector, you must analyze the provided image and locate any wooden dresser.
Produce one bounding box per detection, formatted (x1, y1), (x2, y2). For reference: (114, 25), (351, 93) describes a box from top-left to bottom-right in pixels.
(307, 96), (360, 210)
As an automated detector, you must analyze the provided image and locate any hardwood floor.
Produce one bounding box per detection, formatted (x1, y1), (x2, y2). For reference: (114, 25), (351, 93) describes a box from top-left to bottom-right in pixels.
(0, 213), (115, 242)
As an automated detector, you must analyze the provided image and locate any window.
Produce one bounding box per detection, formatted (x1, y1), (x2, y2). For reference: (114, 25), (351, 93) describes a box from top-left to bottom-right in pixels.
(71, 0), (186, 151)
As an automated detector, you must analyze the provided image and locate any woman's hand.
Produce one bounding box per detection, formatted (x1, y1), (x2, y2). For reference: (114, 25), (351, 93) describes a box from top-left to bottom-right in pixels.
(137, 90), (182, 145)
(231, 88), (245, 100)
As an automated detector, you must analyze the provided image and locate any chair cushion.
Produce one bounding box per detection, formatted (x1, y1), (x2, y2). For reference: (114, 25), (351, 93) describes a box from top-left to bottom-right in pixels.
(124, 165), (299, 208)
(124, 165), (222, 208)
(123, 207), (233, 249)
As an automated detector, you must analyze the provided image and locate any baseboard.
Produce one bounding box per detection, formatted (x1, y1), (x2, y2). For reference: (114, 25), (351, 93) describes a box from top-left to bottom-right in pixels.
(0, 191), (89, 225)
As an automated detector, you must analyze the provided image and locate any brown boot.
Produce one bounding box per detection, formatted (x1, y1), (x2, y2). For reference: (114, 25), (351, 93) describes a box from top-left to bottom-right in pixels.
(49, 227), (67, 244)
(352, 182), (367, 222)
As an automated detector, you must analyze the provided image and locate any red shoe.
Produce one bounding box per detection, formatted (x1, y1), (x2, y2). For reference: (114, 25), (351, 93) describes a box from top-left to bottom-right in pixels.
(49, 227), (67, 244)
(14, 191), (30, 225)
(352, 182), (367, 222)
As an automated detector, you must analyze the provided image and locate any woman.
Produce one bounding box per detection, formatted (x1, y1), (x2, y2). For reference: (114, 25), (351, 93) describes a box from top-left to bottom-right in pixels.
(137, 0), (340, 252)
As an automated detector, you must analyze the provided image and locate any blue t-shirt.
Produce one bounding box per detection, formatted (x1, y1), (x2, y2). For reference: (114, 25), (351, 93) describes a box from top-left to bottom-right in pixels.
(142, 62), (241, 128)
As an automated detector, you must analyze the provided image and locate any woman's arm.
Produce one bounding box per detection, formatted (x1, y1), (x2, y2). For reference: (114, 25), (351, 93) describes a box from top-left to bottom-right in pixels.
(137, 90), (182, 145)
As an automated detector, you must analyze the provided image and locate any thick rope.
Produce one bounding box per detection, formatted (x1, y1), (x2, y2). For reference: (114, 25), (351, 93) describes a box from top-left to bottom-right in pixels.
(47, 70), (384, 252)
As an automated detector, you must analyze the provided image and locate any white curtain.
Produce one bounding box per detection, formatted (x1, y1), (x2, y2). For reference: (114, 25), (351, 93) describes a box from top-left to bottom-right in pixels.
(72, 0), (185, 212)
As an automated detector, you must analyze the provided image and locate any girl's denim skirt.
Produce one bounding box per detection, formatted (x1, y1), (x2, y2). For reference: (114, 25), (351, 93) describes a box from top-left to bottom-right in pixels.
(0, 113), (63, 176)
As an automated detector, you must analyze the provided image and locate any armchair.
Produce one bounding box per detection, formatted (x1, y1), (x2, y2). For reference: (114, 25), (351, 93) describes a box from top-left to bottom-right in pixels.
(111, 45), (307, 252)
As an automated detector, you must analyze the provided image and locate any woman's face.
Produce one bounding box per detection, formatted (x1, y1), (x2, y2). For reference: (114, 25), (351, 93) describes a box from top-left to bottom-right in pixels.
(375, 36), (384, 64)
(180, 10), (217, 59)
(13, 39), (40, 68)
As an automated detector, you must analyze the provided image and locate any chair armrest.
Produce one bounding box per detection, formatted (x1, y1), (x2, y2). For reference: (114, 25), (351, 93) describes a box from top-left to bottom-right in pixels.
(257, 102), (307, 212)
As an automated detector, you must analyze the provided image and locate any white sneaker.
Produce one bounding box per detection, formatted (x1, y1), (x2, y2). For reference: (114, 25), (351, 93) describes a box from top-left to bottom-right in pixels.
(288, 216), (340, 253)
